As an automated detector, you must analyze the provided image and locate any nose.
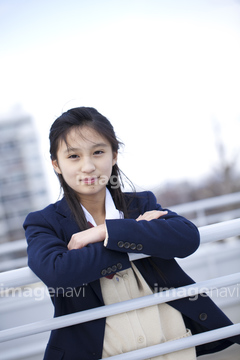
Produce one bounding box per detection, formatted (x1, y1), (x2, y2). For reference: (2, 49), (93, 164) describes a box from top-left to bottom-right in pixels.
(81, 157), (96, 173)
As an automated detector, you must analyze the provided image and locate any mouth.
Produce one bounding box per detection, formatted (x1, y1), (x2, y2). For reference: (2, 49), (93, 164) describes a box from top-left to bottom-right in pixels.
(81, 177), (99, 185)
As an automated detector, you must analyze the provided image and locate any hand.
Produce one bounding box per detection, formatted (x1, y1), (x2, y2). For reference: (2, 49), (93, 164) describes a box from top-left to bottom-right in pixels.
(136, 210), (168, 222)
(68, 224), (106, 250)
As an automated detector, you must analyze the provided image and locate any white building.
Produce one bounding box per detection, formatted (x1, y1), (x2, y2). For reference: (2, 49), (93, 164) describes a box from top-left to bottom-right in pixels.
(0, 113), (49, 244)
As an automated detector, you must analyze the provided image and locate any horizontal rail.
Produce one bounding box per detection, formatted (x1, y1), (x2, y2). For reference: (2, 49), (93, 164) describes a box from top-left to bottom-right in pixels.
(0, 272), (239, 343)
(170, 191), (240, 214)
(0, 340), (48, 360)
(198, 217), (240, 243)
(0, 239), (26, 256)
(0, 218), (240, 289)
(1, 192), (240, 257)
(1, 208), (238, 259)
(191, 208), (240, 226)
(0, 257), (27, 272)
(103, 323), (240, 360)
(0, 266), (39, 290)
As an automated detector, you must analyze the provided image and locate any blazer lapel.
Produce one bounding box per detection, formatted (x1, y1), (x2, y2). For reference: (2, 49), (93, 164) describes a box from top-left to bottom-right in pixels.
(55, 197), (81, 242)
(55, 197), (104, 302)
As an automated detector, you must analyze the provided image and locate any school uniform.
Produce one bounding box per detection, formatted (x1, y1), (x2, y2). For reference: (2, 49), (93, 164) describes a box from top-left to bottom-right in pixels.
(23, 190), (240, 360)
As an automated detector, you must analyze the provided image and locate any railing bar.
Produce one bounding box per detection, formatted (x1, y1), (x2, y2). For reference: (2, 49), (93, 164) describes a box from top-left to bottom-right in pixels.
(0, 208), (239, 257)
(0, 194), (239, 256)
(0, 257), (27, 272)
(0, 272), (239, 343)
(0, 341), (47, 360)
(0, 239), (27, 255)
(199, 218), (240, 244)
(0, 218), (239, 289)
(170, 191), (240, 213)
(0, 267), (39, 289)
(102, 323), (240, 360)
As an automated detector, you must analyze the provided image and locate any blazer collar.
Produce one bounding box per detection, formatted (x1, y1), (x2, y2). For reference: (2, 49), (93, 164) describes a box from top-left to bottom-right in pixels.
(55, 189), (125, 220)
(55, 196), (72, 218)
(55, 197), (81, 239)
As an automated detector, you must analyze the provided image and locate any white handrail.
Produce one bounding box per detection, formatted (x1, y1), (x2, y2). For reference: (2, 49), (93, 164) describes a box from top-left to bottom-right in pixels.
(0, 217), (240, 360)
(198, 217), (240, 243)
(0, 239), (26, 255)
(1, 218), (240, 289)
(170, 191), (240, 214)
(0, 272), (239, 343)
(103, 324), (240, 360)
(1, 192), (240, 257)
(0, 266), (39, 290)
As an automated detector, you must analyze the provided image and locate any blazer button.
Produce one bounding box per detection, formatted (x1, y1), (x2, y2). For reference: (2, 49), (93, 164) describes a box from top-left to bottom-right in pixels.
(124, 242), (130, 249)
(101, 269), (107, 276)
(136, 244), (143, 251)
(117, 263), (123, 270)
(130, 243), (136, 250)
(199, 313), (208, 321)
(107, 267), (112, 274)
(118, 241), (124, 248)
(112, 265), (117, 272)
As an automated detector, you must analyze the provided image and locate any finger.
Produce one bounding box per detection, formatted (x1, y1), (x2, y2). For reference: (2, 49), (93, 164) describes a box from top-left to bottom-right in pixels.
(152, 210), (168, 219)
(136, 210), (168, 221)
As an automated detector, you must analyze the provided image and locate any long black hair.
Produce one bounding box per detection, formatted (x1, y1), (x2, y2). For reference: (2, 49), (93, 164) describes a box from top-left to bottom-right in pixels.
(49, 107), (134, 229)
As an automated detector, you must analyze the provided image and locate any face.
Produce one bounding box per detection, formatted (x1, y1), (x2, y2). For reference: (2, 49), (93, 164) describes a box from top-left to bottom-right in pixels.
(52, 126), (117, 201)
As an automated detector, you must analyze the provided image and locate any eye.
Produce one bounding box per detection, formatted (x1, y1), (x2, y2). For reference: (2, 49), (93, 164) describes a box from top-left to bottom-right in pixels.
(68, 154), (79, 159)
(94, 150), (104, 155)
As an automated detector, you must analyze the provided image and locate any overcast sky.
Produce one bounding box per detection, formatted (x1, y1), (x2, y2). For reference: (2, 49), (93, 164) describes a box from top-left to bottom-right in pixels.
(1, 0), (240, 201)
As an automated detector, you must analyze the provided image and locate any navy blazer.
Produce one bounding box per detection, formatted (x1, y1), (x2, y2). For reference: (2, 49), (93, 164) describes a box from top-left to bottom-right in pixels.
(23, 191), (239, 359)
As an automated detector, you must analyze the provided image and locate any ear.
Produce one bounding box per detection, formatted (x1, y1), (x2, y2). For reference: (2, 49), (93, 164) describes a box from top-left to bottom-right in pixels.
(112, 151), (118, 166)
(52, 160), (62, 174)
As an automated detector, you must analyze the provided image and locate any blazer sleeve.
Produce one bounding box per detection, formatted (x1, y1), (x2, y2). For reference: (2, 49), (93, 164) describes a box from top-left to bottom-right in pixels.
(105, 191), (200, 259)
(23, 210), (131, 290)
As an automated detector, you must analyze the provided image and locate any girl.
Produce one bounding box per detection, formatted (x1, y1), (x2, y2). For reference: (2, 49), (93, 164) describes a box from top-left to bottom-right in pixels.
(24, 107), (239, 360)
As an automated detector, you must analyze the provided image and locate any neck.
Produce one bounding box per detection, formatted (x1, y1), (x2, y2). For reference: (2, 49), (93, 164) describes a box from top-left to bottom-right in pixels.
(79, 189), (106, 225)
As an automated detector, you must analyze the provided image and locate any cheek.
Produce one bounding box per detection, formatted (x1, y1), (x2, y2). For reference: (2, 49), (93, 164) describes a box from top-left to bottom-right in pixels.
(59, 164), (76, 181)
(104, 159), (115, 175)
(98, 161), (114, 182)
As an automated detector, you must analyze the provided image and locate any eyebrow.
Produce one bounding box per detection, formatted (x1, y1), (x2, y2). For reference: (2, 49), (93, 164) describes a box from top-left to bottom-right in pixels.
(64, 143), (109, 154)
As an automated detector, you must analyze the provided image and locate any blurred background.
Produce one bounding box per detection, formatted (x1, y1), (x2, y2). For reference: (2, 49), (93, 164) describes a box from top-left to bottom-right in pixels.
(0, 0), (240, 359)
(0, 0), (240, 243)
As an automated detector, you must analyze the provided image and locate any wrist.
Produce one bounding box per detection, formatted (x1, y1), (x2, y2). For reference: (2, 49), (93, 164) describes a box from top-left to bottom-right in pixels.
(100, 223), (107, 241)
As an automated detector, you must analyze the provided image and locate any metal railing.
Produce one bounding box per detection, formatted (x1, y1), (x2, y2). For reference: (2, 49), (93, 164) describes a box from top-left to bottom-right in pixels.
(0, 218), (240, 359)
(1, 218), (240, 289)
(1, 191), (240, 273)
(0, 271), (240, 344)
(170, 191), (240, 226)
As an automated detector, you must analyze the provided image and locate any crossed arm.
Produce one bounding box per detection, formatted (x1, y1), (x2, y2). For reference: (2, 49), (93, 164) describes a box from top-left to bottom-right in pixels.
(67, 210), (168, 250)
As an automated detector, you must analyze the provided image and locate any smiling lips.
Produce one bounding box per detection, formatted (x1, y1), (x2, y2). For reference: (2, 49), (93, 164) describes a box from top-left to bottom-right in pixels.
(81, 177), (98, 185)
